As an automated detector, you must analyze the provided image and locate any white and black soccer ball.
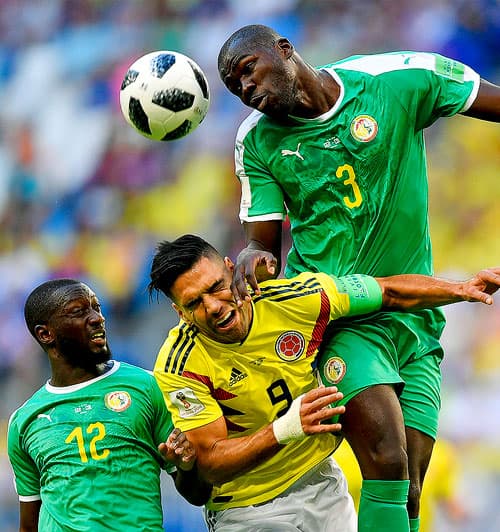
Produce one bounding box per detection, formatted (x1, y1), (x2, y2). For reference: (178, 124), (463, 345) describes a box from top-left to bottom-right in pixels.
(119, 51), (210, 141)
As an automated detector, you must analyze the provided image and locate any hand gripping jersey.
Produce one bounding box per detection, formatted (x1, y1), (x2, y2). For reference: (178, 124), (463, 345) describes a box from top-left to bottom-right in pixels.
(235, 51), (480, 278)
(154, 272), (383, 510)
(8, 361), (174, 532)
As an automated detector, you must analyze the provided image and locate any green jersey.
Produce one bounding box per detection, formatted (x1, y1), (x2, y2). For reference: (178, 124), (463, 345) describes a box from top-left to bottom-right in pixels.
(235, 51), (480, 278)
(7, 361), (174, 532)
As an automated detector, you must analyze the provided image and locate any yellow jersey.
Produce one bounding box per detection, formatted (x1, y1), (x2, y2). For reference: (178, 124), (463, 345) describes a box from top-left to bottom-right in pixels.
(154, 272), (381, 509)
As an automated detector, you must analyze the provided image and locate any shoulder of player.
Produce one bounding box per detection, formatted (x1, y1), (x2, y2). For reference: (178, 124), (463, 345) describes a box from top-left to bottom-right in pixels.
(236, 109), (265, 141)
(330, 51), (449, 78)
(254, 272), (327, 302)
(155, 322), (205, 375)
(7, 383), (50, 428)
(114, 360), (158, 384)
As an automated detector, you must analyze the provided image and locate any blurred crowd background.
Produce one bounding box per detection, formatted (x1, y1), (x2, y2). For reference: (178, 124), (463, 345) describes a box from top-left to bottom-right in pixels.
(0, 1), (498, 530)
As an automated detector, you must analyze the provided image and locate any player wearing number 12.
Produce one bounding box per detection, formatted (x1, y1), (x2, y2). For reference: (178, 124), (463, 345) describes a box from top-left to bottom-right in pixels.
(7, 279), (210, 532)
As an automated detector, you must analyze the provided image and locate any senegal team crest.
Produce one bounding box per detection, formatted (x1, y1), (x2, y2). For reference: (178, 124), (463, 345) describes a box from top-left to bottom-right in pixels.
(275, 331), (305, 361)
(350, 115), (378, 142)
(323, 356), (347, 384)
(104, 391), (131, 412)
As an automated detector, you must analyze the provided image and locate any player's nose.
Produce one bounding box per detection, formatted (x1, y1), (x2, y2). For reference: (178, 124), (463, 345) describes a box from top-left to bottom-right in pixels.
(241, 77), (256, 104)
(89, 308), (105, 325)
(203, 294), (222, 315)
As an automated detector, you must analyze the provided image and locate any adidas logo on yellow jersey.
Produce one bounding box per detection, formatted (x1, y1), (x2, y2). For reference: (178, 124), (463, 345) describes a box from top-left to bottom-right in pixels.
(229, 367), (248, 386)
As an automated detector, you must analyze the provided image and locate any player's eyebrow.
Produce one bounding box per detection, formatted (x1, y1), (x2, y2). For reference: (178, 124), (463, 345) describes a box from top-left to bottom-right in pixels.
(224, 53), (248, 84)
(184, 278), (225, 309)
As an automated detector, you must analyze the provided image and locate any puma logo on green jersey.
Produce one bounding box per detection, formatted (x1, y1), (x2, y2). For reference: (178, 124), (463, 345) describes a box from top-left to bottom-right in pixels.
(281, 142), (304, 160)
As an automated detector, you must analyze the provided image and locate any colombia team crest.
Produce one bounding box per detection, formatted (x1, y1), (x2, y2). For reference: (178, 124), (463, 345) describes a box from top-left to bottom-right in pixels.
(275, 331), (305, 361)
(323, 356), (347, 384)
(104, 391), (132, 412)
(350, 115), (378, 142)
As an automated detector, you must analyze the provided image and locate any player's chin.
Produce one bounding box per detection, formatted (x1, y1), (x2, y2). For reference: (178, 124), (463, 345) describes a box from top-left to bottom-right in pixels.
(93, 346), (111, 364)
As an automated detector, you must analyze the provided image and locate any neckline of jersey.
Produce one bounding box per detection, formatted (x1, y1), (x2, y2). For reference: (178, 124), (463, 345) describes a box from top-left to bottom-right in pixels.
(288, 68), (344, 124)
(44, 360), (120, 394)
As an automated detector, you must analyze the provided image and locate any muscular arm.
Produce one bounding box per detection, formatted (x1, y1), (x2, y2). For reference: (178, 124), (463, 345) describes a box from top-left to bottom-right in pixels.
(462, 78), (500, 122)
(184, 386), (344, 485)
(377, 268), (500, 310)
(19, 500), (40, 532)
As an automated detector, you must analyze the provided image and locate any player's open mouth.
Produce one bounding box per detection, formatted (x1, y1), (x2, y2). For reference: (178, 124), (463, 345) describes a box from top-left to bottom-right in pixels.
(216, 311), (235, 330)
(90, 331), (106, 346)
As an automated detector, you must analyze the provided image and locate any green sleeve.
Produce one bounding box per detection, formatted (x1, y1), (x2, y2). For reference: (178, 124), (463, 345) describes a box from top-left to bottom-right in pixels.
(150, 377), (176, 473)
(330, 274), (383, 316)
(382, 53), (479, 130)
(7, 413), (41, 498)
(236, 117), (286, 220)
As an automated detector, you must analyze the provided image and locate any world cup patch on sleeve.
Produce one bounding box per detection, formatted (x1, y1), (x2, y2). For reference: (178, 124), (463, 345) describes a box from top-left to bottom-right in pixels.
(169, 387), (205, 418)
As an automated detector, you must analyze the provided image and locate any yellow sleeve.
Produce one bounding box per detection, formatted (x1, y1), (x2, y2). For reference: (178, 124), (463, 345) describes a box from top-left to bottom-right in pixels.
(153, 333), (223, 431)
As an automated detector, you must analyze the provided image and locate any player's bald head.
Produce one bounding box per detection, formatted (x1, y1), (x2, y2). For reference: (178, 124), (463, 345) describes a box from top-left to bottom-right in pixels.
(218, 24), (283, 81)
(24, 279), (89, 339)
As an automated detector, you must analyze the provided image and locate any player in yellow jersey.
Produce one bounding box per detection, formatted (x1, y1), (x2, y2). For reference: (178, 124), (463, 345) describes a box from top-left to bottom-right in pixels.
(148, 234), (500, 532)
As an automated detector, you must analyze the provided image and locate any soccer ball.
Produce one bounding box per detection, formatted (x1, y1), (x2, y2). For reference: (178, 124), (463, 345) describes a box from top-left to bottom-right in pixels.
(119, 51), (210, 141)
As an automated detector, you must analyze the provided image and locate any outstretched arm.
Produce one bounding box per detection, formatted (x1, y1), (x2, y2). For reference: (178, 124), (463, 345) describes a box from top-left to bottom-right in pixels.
(377, 268), (500, 310)
(462, 79), (500, 122)
(159, 428), (212, 506)
(162, 386), (344, 486)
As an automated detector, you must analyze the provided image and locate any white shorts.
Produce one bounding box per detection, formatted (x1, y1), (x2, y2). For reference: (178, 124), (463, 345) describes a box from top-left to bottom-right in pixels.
(204, 457), (357, 532)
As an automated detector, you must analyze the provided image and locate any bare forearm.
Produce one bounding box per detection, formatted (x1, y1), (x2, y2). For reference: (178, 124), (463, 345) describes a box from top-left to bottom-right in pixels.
(197, 425), (281, 485)
(378, 275), (463, 309)
(243, 220), (282, 275)
(192, 387), (344, 485)
(378, 270), (499, 310)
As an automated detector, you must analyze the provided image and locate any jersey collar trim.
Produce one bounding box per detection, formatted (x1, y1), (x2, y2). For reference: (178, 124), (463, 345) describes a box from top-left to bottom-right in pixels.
(44, 360), (120, 394)
(288, 68), (345, 123)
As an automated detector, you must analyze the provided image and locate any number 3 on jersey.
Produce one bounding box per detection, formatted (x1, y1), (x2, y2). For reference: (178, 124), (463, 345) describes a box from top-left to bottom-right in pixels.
(336, 164), (362, 208)
(65, 422), (110, 463)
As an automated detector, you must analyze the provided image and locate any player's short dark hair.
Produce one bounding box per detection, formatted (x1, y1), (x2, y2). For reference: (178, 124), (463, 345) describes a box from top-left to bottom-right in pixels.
(148, 234), (221, 301)
(218, 24), (282, 80)
(24, 279), (82, 339)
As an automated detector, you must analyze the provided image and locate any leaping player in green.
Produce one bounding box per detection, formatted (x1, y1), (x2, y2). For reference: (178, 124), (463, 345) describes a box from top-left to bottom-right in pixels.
(7, 279), (211, 532)
(217, 24), (500, 532)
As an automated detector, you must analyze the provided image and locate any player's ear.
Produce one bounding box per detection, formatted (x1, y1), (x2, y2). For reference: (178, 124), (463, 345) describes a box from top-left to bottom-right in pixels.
(35, 324), (54, 346)
(172, 302), (190, 323)
(224, 256), (234, 272)
(276, 38), (294, 59)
